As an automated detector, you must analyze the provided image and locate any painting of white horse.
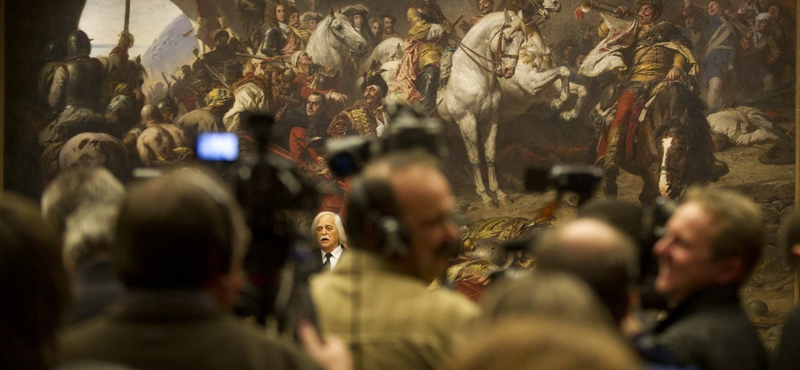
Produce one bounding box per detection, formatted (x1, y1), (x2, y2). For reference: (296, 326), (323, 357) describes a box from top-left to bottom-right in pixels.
(437, 11), (527, 207)
(305, 7), (369, 96)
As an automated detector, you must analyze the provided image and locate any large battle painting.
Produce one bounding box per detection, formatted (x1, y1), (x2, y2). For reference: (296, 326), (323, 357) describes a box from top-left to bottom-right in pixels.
(3, 0), (798, 345)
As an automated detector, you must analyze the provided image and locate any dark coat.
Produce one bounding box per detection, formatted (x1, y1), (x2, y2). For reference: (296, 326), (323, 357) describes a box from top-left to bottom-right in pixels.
(773, 304), (800, 370)
(653, 285), (769, 370)
(70, 256), (125, 324)
(307, 245), (345, 273)
(60, 291), (321, 370)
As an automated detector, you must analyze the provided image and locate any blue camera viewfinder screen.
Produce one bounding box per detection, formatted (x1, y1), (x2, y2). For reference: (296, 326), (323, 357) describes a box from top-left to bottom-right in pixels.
(196, 132), (239, 161)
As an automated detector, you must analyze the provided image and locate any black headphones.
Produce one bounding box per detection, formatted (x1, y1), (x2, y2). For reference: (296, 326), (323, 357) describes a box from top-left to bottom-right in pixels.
(347, 176), (411, 257)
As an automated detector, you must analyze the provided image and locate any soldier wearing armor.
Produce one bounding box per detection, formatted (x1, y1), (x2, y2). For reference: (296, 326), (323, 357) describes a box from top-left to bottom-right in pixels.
(326, 73), (389, 139)
(260, 0), (304, 59)
(39, 30), (133, 146)
(403, 0), (453, 114)
(37, 40), (66, 108)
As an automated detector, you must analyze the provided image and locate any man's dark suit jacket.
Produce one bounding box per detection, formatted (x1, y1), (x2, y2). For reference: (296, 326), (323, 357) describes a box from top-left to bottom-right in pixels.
(654, 285), (769, 370)
(308, 245), (345, 273)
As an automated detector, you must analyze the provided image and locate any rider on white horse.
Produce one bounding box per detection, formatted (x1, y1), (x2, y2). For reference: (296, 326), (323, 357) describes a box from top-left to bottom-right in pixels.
(396, 0), (454, 114)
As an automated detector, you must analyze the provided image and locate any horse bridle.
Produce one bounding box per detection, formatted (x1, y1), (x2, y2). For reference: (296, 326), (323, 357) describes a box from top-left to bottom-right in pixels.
(657, 127), (689, 193)
(327, 18), (362, 56)
(457, 18), (521, 76)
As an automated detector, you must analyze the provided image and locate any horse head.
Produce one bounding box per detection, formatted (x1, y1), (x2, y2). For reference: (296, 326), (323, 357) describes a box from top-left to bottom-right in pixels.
(326, 7), (369, 58)
(493, 11), (527, 78)
(656, 110), (692, 199)
(532, 0), (562, 19)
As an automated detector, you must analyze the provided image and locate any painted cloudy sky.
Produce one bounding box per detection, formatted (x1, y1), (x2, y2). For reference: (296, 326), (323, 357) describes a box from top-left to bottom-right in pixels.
(79, 0), (185, 55)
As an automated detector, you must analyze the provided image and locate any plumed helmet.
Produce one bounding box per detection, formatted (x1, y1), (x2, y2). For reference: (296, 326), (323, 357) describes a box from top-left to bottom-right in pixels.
(635, 0), (662, 14)
(66, 29), (92, 60)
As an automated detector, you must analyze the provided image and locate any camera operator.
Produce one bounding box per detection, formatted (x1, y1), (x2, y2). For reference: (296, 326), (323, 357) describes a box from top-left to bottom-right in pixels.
(59, 168), (350, 370)
(310, 149), (479, 370)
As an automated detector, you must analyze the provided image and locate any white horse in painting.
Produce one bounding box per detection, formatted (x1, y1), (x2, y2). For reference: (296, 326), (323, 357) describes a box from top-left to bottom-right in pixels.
(437, 11), (527, 207)
(360, 37), (404, 71)
(305, 7), (369, 95)
(498, 24), (587, 122)
(355, 37), (405, 93)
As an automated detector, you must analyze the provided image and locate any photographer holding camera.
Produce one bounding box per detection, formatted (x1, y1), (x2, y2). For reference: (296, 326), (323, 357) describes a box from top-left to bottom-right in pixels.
(310, 149), (479, 370)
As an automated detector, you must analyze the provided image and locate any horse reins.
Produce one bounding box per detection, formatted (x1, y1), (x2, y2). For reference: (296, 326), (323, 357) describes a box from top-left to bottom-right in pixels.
(455, 20), (520, 75)
(326, 18), (361, 56)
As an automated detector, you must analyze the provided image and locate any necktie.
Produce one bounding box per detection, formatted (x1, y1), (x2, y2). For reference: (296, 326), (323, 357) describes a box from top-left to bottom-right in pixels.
(322, 252), (333, 271)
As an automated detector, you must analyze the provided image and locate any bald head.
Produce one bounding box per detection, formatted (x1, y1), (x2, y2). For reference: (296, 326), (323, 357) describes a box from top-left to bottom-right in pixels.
(535, 219), (639, 324)
(555, 219), (631, 254)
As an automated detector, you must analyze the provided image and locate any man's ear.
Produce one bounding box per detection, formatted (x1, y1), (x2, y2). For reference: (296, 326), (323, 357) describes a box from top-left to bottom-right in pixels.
(715, 257), (745, 285)
(791, 244), (800, 261)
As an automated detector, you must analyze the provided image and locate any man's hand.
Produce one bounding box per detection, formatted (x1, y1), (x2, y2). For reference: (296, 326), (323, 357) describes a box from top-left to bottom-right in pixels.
(459, 20), (471, 33)
(329, 92), (348, 103)
(298, 321), (353, 370)
(666, 66), (682, 80)
(613, 6), (631, 18)
(118, 31), (134, 48)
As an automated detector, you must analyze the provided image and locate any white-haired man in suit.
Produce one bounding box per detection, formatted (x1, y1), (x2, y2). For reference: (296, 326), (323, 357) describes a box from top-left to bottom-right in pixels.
(311, 211), (347, 271)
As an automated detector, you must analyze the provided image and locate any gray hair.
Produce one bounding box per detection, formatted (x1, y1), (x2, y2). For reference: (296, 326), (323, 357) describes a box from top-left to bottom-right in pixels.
(311, 211), (348, 245)
(41, 167), (125, 234)
(63, 204), (120, 267)
(41, 168), (125, 266)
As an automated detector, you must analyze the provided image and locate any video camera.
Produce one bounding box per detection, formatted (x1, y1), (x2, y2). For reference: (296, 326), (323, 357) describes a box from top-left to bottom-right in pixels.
(525, 164), (603, 206)
(218, 113), (321, 328)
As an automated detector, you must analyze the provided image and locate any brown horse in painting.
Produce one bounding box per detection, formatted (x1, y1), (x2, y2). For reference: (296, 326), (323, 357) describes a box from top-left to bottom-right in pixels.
(596, 82), (712, 205)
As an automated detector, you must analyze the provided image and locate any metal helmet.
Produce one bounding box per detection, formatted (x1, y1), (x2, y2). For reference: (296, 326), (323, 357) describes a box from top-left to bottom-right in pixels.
(157, 96), (178, 114)
(41, 40), (66, 61)
(66, 30), (92, 60)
